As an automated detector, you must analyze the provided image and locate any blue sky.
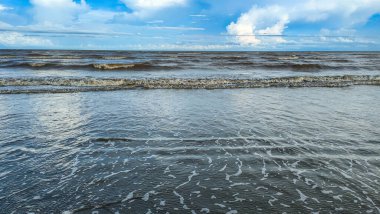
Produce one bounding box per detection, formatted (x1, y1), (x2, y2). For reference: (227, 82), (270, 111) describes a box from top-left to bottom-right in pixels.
(0, 0), (379, 50)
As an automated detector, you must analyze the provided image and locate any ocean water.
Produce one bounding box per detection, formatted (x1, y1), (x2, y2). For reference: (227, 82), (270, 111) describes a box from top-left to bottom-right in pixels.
(1, 50), (380, 94)
(1, 51), (380, 80)
(0, 51), (380, 213)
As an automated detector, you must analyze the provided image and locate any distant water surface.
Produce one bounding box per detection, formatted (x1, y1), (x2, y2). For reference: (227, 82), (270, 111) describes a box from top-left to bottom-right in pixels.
(1, 50), (380, 80)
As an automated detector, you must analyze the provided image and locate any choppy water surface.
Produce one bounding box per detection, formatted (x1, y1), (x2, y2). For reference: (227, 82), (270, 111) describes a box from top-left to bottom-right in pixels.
(1, 87), (379, 213)
(1, 50), (380, 80)
(1, 50), (380, 94)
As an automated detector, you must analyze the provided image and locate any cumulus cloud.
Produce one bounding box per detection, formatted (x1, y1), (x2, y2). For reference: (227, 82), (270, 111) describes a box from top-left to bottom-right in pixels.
(227, 5), (289, 45)
(0, 32), (53, 47)
(121, 0), (187, 17)
(30, 0), (88, 26)
(227, 0), (380, 46)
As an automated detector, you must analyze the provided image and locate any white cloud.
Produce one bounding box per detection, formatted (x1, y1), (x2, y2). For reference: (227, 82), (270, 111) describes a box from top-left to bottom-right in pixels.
(227, 0), (380, 46)
(131, 43), (232, 51)
(0, 4), (12, 11)
(0, 32), (53, 47)
(227, 5), (289, 45)
(190, 14), (207, 17)
(30, 0), (89, 26)
(122, 0), (186, 11)
(149, 26), (204, 31)
(28, 0), (123, 35)
(146, 20), (164, 24)
(121, 0), (187, 17)
(0, 21), (12, 28)
(319, 28), (357, 43)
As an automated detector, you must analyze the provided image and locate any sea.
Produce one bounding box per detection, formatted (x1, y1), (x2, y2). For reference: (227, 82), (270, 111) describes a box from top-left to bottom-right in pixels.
(0, 50), (379, 213)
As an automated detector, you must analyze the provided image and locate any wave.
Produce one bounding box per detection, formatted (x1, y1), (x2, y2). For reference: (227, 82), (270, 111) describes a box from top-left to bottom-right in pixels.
(92, 63), (144, 70)
(100, 56), (131, 60)
(0, 55), (83, 59)
(278, 57), (300, 60)
(1, 75), (379, 94)
(0, 55), (16, 59)
(0, 61), (376, 72)
(210, 56), (251, 60)
(283, 63), (324, 71)
(1, 50), (379, 72)
(0, 54), (134, 60)
(0, 62), (175, 71)
(211, 62), (341, 71)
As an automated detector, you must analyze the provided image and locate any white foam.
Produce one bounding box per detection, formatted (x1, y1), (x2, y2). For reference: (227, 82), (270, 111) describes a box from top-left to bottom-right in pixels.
(219, 164), (227, 172)
(173, 190), (185, 204)
(201, 208), (210, 213)
(268, 196), (278, 206)
(291, 160), (300, 168)
(226, 159), (243, 181)
(164, 165), (171, 174)
(333, 195), (343, 202)
(122, 190), (136, 202)
(211, 188), (222, 190)
(366, 196), (380, 212)
(207, 157), (212, 164)
(104, 168), (134, 179)
(60, 154), (80, 181)
(256, 186), (268, 190)
(225, 173), (231, 181)
(214, 203), (226, 208)
(233, 159), (243, 177)
(176, 170), (199, 189)
(261, 159), (268, 180)
(142, 190), (157, 201)
(280, 203), (290, 208)
(231, 197), (245, 202)
(230, 183), (250, 187)
(296, 189), (308, 203)
(321, 190), (333, 194)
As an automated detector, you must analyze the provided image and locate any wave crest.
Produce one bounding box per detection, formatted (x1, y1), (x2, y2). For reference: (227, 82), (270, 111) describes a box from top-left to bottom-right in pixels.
(0, 62), (169, 71)
(91, 63), (154, 70)
(1, 75), (379, 94)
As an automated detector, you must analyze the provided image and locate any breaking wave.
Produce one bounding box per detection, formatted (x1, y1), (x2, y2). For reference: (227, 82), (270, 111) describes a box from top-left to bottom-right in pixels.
(210, 62), (357, 71)
(1, 51), (380, 72)
(91, 63), (152, 70)
(0, 62), (174, 71)
(1, 75), (379, 94)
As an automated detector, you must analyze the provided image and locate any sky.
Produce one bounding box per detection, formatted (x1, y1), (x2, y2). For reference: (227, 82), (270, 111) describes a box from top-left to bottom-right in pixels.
(0, 0), (379, 50)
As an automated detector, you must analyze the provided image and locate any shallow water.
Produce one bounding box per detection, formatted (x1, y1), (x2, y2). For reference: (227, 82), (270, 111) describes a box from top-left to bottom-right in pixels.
(1, 87), (379, 213)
